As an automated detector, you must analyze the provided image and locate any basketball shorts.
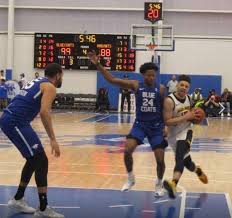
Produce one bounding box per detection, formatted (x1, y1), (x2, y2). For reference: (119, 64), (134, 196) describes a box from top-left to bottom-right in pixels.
(168, 128), (192, 152)
(0, 113), (44, 158)
(127, 120), (167, 150)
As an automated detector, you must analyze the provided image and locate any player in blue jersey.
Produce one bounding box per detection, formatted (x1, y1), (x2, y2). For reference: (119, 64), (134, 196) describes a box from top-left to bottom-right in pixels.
(0, 63), (64, 218)
(88, 51), (167, 196)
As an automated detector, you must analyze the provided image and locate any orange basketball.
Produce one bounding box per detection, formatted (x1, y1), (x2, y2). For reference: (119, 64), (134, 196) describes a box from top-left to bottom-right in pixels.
(191, 107), (206, 124)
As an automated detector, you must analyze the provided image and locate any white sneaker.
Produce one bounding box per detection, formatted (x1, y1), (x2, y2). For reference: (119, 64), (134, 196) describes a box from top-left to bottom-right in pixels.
(154, 182), (164, 197)
(121, 174), (135, 192)
(8, 198), (36, 213)
(221, 113), (224, 117)
(34, 206), (64, 218)
(227, 113), (230, 117)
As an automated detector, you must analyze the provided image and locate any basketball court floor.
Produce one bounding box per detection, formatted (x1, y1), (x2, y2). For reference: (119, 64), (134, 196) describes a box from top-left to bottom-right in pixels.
(0, 111), (232, 218)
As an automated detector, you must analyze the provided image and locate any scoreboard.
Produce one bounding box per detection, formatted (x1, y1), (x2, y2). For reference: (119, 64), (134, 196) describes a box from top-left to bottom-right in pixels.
(34, 33), (136, 71)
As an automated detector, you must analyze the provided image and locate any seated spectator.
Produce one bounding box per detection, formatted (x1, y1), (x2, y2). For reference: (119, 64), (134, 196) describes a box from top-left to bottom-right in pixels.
(35, 72), (40, 79)
(0, 79), (8, 110)
(221, 88), (231, 117)
(191, 88), (203, 104)
(18, 73), (27, 89)
(204, 89), (220, 117)
(96, 88), (110, 113)
(0, 70), (5, 80)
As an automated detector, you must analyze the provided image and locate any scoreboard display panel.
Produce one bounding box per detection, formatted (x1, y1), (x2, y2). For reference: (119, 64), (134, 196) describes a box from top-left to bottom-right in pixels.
(144, 2), (163, 23)
(34, 33), (136, 71)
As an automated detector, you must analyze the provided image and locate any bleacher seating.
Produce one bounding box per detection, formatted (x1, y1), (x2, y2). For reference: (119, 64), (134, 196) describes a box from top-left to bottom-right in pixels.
(53, 93), (96, 110)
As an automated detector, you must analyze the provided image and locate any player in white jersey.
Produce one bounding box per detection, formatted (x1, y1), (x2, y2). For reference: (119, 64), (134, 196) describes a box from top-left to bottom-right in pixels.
(162, 75), (208, 199)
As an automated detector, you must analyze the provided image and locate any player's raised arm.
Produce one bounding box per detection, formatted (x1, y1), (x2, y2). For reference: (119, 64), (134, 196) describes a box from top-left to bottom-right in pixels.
(87, 50), (138, 91)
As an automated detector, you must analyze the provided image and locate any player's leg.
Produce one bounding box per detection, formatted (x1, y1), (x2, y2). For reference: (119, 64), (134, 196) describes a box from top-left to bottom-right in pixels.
(1, 116), (64, 217)
(121, 138), (138, 191)
(0, 120), (38, 213)
(126, 94), (131, 113)
(16, 125), (64, 217)
(153, 146), (166, 197)
(121, 94), (126, 112)
(121, 122), (145, 191)
(148, 129), (168, 197)
(184, 154), (208, 184)
(163, 139), (188, 198)
(181, 129), (208, 183)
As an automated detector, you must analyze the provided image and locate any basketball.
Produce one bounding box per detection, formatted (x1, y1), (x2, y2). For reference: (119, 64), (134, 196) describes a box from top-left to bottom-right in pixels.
(191, 107), (206, 124)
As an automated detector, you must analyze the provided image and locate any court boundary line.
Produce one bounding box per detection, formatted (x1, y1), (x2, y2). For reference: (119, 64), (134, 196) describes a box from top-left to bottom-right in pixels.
(0, 203), (80, 209)
(0, 169), (232, 184)
(225, 193), (232, 217)
(92, 115), (112, 123)
(75, 114), (101, 123)
(0, 184), (228, 195)
(1, 161), (232, 174)
(178, 185), (186, 218)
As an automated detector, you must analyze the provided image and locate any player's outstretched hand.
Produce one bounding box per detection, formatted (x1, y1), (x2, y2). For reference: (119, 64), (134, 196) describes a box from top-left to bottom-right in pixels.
(50, 139), (61, 157)
(87, 50), (99, 65)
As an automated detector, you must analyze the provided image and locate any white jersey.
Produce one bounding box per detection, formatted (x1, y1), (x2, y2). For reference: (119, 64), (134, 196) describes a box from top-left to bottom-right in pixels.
(167, 93), (192, 147)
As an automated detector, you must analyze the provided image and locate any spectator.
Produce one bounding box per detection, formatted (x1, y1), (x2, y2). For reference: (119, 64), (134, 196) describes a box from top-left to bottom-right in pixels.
(0, 79), (8, 110)
(18, 73), (27, 89)
(96, 88), (110, 113)
(221, 88), (231, 117)
(191, 88), (203, 104)
(0, 70), (6, 80)
(204, 90), (220, 117)
(120, 75), (132, 113)
(166, 75), (178, 94)
(35, 72), (40, 79)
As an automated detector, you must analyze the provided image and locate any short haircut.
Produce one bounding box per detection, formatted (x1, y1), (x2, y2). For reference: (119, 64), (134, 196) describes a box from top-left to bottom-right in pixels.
(44, 63), (62, 77)
(139, 62), (159, 74)
(178, 75), (191, 84)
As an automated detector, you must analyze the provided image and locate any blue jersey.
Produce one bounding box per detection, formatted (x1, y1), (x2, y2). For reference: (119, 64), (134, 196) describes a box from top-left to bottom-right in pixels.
(0, 84), (7, 99)
(4, 77), (50, 123)
(135, 81), (163, 123)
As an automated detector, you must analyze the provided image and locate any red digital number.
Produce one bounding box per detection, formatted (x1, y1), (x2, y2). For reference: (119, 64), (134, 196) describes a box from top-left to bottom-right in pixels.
(61, 59), (65, 65)
(100, 49), (111, 57)
(49, 57), (54, 62)
(105, 60), (111, 67)
(148, 8), (159, 19)
(60, 47), (71, 55)
(129, 53), (135, 58)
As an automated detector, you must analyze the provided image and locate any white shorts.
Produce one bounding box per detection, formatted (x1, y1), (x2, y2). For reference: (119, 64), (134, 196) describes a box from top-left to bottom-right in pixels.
(168, 128), (192, 152)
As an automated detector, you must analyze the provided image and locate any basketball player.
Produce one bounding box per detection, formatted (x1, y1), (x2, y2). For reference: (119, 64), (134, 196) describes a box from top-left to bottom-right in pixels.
(162, 75), (208, 199)
(87, 50), (167, 196)
(0, 63), (64, 217)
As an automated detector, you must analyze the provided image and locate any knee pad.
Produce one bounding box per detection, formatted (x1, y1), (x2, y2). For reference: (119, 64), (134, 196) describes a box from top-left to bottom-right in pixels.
(184, 155), (196, 172)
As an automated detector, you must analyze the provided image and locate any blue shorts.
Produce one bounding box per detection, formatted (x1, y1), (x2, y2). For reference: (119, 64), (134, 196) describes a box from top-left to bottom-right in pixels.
(0, 113), (44, 158)
(127, 120), (167, 150)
